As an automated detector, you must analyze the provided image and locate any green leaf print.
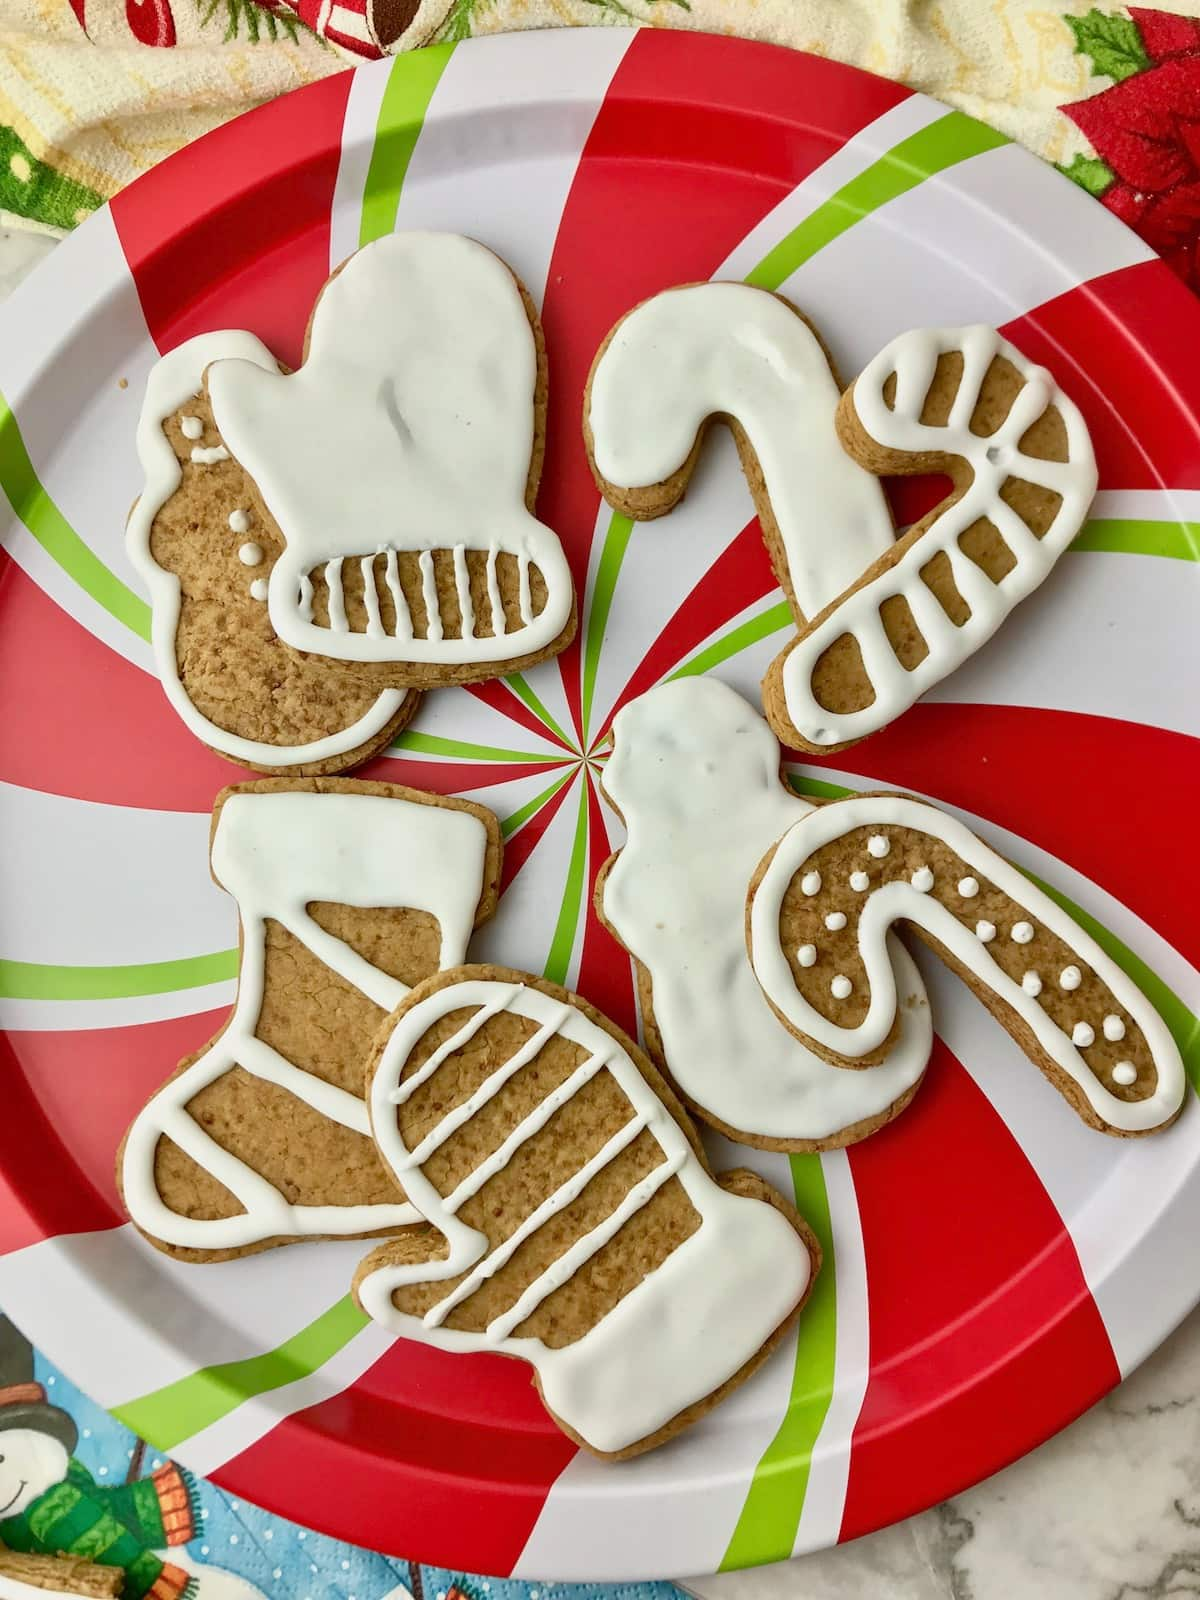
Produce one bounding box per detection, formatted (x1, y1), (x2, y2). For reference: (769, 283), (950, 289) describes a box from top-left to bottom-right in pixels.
(0, 126), (102, 232)
(1057, 151), (1116, 197)
(1065, 9), (1150, 83)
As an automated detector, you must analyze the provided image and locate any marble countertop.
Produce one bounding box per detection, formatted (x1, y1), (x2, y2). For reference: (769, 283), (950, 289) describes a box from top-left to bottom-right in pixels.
(3, 221), (1196, 1600)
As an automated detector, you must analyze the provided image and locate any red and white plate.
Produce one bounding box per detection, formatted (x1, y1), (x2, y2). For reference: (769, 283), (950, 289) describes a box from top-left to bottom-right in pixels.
(0, 29), (1198, 1582)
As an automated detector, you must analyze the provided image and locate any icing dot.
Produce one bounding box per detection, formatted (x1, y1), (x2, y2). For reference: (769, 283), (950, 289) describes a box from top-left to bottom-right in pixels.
(250, 578), (269, 602)
(1011, 921), (1035, 944)
(867, 835), (890, 858)
(801, 870), (821, 896)
(958, 877), (979, 898)
(238, 541), (264, 567)
(180, 415), (203, 440)
(825, 911), (847, 931)
(229, 508), (250, 534)
(797, 944), (817, 968)
(1103, 1014), (1126, 1042)
(850, 871), (870, 892)
(1022, 971), (1042, 997)
(911, 866), (934, 893)
(191, 444), (230, 464)
(975, 920), (996, 943)
(1112, 1062), (1137, 1087)
(1071, 1022), (1095, 1047)
(831, 975), (852, 1000)
(1059, 965), (1082, 991)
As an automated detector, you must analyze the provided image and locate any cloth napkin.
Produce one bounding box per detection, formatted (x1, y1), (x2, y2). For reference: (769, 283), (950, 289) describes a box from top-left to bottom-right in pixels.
(0, 0), (1197, 296)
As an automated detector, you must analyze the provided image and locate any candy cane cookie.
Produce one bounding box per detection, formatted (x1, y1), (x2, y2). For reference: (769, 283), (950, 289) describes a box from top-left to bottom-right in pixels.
(354, 968), (819, 1458)
(747, 794), (1186, 1137)
(763, 326), (1098, 752)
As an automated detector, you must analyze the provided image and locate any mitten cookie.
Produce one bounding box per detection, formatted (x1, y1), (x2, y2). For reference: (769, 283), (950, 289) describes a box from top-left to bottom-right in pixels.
(354, 968), (819, 1459)
(118, 779), (501, 1261)
(596, 677), (931, 1150)
(584, 282), (896, 623)
(128, 332), (421, 774)
(763, 326), (1097, 752)
(747, 793), (1185, 1136)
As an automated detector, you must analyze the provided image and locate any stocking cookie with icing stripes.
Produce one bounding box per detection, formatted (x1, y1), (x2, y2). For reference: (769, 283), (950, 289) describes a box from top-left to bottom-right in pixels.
(596, 677), (932, 1150)
(354, 968), (819, 1458)
(118, 779), (501, 1261)
(747, 793), (1186, 1137)
(762, 325), (1098, 752)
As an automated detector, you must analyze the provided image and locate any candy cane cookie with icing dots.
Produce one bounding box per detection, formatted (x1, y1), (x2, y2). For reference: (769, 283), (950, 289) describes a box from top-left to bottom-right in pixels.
(128, 332), (420, 773)
(597, 677), (932, 1150)
(203, 232), (576, 687)
(353, 968), (819, 1459)
(763, 326), (1098, 752)
(584, 283), (898, 623)
(747, 794), (1185, 1137)
(118, 779), (502, 1261)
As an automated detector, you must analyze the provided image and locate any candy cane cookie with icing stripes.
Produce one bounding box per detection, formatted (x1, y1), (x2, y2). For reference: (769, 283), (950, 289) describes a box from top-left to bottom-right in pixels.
(747, 794), (1186, 1137)
(354, 968), (819, 1458)
(763, 326), (1098, 752)
(118, 779), (502, 1261)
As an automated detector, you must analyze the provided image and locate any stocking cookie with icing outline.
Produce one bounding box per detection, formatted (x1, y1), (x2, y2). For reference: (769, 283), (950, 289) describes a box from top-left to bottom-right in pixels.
(762, 325), (1097, 752)
(118, 778), (501, 1262)
(354, 967), (819, 1459)
(747, 793), (1185, 1137)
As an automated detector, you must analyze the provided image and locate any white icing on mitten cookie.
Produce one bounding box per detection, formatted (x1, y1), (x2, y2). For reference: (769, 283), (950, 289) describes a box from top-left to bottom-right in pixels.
(205, 232), (573, 671)
(748, 793), (1185, 1136)
(768, 326), (1098, 751)
(355, 972), (816, 1457)
(585, 282), (896, 619)
(598, 678), (931, 1148)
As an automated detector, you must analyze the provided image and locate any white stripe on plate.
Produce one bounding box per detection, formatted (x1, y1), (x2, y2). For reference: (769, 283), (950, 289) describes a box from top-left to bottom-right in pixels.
(329, 58), (393, 268)
(0, 980), (236, 1035)
(390, 678), (577, 762)
(1090, 487), (1200, 526)
(0, 781), (231, 968)
(390, 30), (632, 307)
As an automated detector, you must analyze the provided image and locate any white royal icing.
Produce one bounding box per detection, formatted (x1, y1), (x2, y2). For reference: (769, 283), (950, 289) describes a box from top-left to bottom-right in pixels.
(180, 415), (204, 440)
(959, 877), (980, 898)
(1113, 1063), (1138, 1087)
(748, 795), (1186, 1134)
(778, 325), (1098, 746)
(1023, 971), (1043, 997)
(599, 678), (931, 1143)
(128, 331), (408, 767)
(229, 508), (251, 534)
(825, 911), (847, 931)
(1060, 965), (1082, 991)
(238, 542), (264, 567)
(849, 871), (870, 892)
(797, 945), (817, 967)
(1012, 921), (1035, 944)
(1104, 1014), (1126, 1042)
(357, 978), (812, 1455)
(249, 578), (268, 603)
(867, 835), (890, 858)
(586, 283), (896, 621)
(205, 233), (573, 668)
(122, 788), (491, 1250)
(911, 866), (934, 893)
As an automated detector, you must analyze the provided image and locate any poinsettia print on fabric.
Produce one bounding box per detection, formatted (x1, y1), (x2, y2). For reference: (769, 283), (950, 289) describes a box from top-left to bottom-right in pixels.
(1061, 7), (1200, 294)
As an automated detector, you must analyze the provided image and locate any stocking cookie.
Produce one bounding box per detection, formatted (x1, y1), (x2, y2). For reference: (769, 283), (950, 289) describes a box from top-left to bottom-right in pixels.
(747, 793), (1186, 1136)
(119, 779), (501, 1261)
(203, 231), (575, 688)
(597, 678), (931, 1149)
(128, 332), (421, 773)
(763, 326), (1097, 752)
(354, 968), (819, 1459)
(584, 282), (896, 622)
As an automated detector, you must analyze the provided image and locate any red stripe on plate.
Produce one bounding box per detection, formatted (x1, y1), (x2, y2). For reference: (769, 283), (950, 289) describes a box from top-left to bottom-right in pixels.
(464, 680), (575, 753)
(214, 1336), (577, 1574)
(0, 553), (244, 810)
(110, 71), (354, 364)
(840, 1040), (1119, 1538)
(538, 32), (912, 740)
(364, 753), (574, 796)
(1001, 260), (1200, 491)
(573, 769), (636, 1034)
(500, 767), (578, 893)
(806, 702), (1200, 966)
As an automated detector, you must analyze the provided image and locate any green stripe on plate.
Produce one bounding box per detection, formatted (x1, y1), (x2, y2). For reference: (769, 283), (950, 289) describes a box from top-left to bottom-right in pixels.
(504, 672), (577, 751)
(0, 391), (151, 640)
(542, 776), (589, 986)
(745, 112), (1008, 292)
(721, 1153), (837, 1569)
(670, 601), (793, 682)
(0, 949), (237, 1001)
(392, 729), (569, 765)
(788, 774), (852, 802)
(113, 1295), (368, 1450)
(580, 512), (634, 744)
(500, 769), (575, 839)
(359, 44), (455, 247)
(1073, 517), (1200, 562)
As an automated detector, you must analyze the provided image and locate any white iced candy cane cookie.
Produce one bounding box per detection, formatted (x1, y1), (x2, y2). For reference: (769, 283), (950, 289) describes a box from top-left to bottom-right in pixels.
(356, 974), (814, 1457)
(128, 332), (410, 767)
(770, 325), (1098, 750)
(598, 678), (931, 1146)
(585, 282), (896, 620)
(121, 785), (496, 1251)
(205, 233), (574, 670)
(748, 793), (1186, 1136)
